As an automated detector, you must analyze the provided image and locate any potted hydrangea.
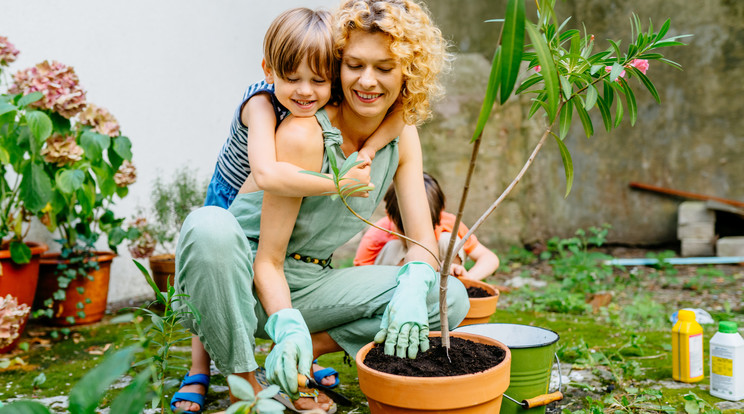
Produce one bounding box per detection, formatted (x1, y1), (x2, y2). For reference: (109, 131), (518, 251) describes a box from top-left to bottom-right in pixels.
(1, 57), (138, 326)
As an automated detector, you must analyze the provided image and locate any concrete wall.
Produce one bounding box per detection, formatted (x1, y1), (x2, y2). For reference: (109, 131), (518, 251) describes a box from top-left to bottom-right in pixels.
(421, 0), (744, 249)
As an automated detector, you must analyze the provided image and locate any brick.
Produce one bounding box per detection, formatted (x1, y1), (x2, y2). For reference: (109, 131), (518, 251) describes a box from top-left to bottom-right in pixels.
(678, 201), (715, 224)
(716, 236), (744, 257)
(677, 221), (715, 240)
(681, 238), (715, 257)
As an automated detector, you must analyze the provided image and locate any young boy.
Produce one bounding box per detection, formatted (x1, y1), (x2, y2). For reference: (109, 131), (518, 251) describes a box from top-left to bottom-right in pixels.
(173, 8), (405, 414)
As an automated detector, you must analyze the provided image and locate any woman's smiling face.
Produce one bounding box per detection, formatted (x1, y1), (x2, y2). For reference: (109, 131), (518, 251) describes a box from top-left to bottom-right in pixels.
(340, 30), (404, 120)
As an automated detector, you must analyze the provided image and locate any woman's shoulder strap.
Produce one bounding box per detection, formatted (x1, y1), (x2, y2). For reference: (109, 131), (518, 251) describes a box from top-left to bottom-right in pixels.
(314, 108), (342, 146)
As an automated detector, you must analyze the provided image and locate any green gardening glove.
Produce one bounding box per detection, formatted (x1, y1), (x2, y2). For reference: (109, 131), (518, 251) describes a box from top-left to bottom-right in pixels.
(264, 308), (313, 398)
(374, 261), (436, 358)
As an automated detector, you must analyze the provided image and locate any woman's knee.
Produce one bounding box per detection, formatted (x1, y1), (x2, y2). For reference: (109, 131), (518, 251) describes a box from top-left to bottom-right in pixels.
(445, 276), (469, 326)
(179, 207), (242, 253)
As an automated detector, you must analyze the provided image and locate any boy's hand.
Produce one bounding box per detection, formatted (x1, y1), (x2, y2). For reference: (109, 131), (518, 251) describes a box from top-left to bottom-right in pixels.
(340, 163), (373, 198)
(449, 264), (469, 278)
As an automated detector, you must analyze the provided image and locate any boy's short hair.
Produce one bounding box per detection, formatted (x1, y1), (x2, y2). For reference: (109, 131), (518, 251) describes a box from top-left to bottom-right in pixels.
(384, 172), (444, 234)
(263, 8), (338, 82)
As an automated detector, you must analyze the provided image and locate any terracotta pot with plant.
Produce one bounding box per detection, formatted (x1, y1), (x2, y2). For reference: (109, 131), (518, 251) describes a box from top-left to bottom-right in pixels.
(0, 36), (54, 350)
(2, 57), (139, 326)
(128, 167), (206, 293)
(316, 0), (687, 411)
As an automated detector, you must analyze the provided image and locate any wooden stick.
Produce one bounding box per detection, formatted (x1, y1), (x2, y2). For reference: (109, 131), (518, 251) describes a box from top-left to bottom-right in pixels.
(629, 182), (744, 209)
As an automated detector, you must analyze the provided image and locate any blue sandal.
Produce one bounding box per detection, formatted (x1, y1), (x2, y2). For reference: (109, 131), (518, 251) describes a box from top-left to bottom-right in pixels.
(170, 372), (210, 414)
(313, 359), (340, 389)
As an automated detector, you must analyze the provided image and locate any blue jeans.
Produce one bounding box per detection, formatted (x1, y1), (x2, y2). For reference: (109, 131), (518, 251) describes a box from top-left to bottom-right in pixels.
(204, 165), (238, 209)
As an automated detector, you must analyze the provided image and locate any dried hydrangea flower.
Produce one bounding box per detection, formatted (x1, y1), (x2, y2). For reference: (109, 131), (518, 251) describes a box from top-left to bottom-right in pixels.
(10, 60), (87, 118)
(41, 133), (84, 166)
(114, 160), (137, 187)
(0, 294), (31, 348)
(78, 103), (121, 137)
(0, 36), (20, 67)
(128, 217), (157, 258)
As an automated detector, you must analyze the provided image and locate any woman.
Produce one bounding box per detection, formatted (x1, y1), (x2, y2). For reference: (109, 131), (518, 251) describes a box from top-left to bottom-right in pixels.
(175, 1), (468, 412)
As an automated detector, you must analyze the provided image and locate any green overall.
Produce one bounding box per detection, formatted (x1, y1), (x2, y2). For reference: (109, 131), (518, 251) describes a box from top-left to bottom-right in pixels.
(175, 108), (469, 376)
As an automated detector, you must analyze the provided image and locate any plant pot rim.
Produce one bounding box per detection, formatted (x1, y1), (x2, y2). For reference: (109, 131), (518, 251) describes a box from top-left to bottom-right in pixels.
(461, 278), (499, 299)
(356, 330), (511, 382)
(0, 242), (49, 259)
(40, 251), (116, 264)
(149, 253), (175, 261)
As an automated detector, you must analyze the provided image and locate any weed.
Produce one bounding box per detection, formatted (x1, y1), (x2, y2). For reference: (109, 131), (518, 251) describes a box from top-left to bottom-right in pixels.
(646, 250), (678, 276)
(502, 245), (538, 267)
(682, 392), (723, 414)
(545, 225), (617, 294)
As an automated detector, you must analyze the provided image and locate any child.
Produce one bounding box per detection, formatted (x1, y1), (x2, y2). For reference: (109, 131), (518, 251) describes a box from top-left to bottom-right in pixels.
(354, 172), (500, 280)
(204, 8), (403, 209)
(173, 8), (405, 414)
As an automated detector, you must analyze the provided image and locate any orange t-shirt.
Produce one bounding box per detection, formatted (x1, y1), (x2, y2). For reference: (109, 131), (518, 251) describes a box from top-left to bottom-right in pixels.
(353, 211), (479, 266)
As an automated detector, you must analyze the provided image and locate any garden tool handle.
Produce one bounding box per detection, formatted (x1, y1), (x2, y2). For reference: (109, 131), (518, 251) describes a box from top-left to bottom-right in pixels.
(523, 391), (564, 408)
(297, 374), (309, 388)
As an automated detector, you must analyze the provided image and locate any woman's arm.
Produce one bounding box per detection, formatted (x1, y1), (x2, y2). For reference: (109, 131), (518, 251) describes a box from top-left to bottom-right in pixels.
(391, 125), (439, 269)
(252, 117), (325, 315)
(244, 97), (371, 197)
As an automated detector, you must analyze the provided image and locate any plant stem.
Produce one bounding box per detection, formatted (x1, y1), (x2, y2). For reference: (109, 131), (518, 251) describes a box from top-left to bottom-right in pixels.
(439, 132), (484, 350)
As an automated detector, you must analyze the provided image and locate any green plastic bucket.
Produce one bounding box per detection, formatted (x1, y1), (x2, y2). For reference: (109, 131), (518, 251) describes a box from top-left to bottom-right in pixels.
(454, 323), (561, 414)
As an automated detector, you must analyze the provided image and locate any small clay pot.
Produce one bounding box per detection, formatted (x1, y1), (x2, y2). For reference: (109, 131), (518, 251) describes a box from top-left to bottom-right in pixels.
(459, 278), (499, 326)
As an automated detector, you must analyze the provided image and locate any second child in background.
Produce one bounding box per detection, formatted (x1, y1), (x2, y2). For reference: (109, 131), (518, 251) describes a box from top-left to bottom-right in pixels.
(354, 172), (500, 280)
(174, 7), (406, 414)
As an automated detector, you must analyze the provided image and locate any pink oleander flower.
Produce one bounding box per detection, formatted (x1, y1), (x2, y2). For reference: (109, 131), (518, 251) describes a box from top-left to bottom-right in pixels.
(114, 160), (137, 187)
(78, 103), (121, 137)
(628, 58), (649, 75)
(605, 65), (626, 82)
(0, 36), (20, 66)
(534, 65), (541, 73)
(41, 133), (84, 166)
(9, 60), (87, 118)
(0, 294), (31, 348)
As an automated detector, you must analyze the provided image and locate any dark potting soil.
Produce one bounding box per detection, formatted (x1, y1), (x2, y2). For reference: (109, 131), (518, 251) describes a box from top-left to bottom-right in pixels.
(363, 336), (506, 377)
(466, 285), (492, 298)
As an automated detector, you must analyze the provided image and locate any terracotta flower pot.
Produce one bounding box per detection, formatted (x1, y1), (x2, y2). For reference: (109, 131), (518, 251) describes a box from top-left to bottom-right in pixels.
(356, 331), (511, 413)
(148, 253), (176, 293)
(459, 278), (500, 326)
(34, 251), (115, 326)
(0, 242), (48, 353)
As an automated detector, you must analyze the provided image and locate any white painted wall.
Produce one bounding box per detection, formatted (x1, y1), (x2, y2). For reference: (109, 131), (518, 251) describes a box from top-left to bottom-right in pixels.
(1, 0), (339, 303)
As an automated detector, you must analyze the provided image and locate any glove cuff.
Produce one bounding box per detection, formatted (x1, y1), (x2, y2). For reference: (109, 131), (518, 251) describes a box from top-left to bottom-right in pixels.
(264, 308), (308, 343)
(396, 261), (437, 287)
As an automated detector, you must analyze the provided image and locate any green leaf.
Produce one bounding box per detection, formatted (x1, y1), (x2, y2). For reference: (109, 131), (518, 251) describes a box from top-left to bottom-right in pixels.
(19, 161), (53, 212)
(498, 0), (525, 104)
(108, 368), (153, 414)
(57, 169), (86, 194)
(552, 132), (574, 197)
(621, 80), (637, 126)
(559, 99), (573, 139)
(609, 62), (625, 83)
(255, 398), (286, 413)
(515, 73), (542, 94)
(112, 136), (132, 161)
(338, 152), (364, 178)
(133, 260), (167, 304)
(228, 374), (256, 401)
(299, 170), (331, 180)
(633, 69), (660, 103)
(614, 98), (624, 128)
(0, 101), (17, 118)
(526, 22), (559, 122)
(559, 75), (573, 100)
(596, 96), (612, 132)
(25, 111), (53, 141)
(69, 346), (140, 414)
(584, 84), (598, 111)
(10, 241), (32, 264)
(80, 130), (110, 161)
(326, 147), (339, 178)
(0, 401), (52, 414)
(18, 92), (44, 108)
(656, 19), (670, 40)
(573, 97), (594, 138)
(471, 46), (501, 142)
(256, 384), (281, 399)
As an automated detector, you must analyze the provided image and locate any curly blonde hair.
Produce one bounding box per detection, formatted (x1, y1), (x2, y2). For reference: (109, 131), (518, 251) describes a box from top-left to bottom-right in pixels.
(334, 0), (450, 125)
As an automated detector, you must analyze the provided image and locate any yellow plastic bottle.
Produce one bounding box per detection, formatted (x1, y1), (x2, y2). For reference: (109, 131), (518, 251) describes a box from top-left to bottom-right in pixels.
(672, 309), (704, 382)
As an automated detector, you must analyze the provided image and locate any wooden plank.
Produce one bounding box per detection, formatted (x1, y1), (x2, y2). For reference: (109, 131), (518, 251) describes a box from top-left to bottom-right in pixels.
(629, 182), (744, 209)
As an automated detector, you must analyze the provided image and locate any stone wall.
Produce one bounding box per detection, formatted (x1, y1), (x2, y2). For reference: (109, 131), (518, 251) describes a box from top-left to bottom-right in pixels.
(419, 0), (744, 249)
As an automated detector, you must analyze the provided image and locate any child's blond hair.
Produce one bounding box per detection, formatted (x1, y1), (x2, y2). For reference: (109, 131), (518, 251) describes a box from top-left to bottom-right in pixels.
(263, 8), (338, 82)
(334, 0), (450, 125)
